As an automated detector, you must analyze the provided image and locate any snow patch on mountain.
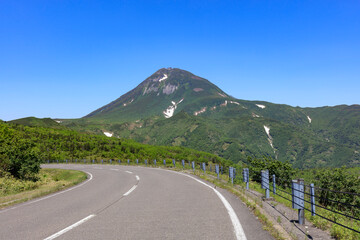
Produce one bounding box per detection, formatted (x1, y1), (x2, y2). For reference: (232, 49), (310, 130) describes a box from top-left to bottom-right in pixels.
(123, 99), (134, 107)
(307, 116), (312, 123)
(159, 74), (168, 82)
(221, 100), (228, 107)
(103, 131), (113, 137)
(163, 99), (184, 118)
(264, 125), (274, 149)
(55, 120), (62, 123)
(256, 104), (266, 109)
(229, 101), (240, 105)
(194, 107), (207, 116)
(252, 113), (260, 118)
(218, 92), (227, 98)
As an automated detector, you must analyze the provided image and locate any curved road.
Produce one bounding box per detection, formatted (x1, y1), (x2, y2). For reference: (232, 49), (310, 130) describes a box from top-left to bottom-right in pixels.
(0, 164), (273, 240)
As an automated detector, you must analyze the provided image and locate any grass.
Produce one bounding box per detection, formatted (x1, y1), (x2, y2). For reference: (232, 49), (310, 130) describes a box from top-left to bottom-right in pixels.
(0, 168), (87, 208)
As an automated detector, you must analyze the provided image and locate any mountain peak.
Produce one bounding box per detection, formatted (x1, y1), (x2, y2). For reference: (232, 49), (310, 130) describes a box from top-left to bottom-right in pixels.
(84, 68), (229, 121)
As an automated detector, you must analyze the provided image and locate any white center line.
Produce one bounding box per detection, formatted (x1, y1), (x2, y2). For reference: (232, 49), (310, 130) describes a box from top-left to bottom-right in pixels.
(125, 171), (133, 174)
(123, 185), (137, 196)
(44, 214), (96, 240)
(136, 175), (140, 181)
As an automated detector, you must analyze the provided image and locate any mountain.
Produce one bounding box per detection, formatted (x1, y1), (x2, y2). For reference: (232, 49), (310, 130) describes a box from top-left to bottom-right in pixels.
(84, 67), (231, 122)
(58, 68), (360, 168)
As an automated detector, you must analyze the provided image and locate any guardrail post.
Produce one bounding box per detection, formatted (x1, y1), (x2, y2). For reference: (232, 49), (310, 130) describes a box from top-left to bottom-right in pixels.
(310, 183), (316, 216)
(192, 161), (195, 172)
(163, 159), (166, 166)
(118, 159), (121, 164)
(261, 170), (270, 199)
(202, 162), (206, 174)
(229, 167), (234, 184)
(273, 174), (276, 194)
(127, 159), (129, 165)
(292, 179), (305, 224)
(172, 159), (176, 168)
(182, 159), (185, 168)
(84, 159), (86, 164)
(243, 168), (249, 190)
(215, 164), (219, 179)
(145, 159), (148, 166)
(110, 159), (112, 164)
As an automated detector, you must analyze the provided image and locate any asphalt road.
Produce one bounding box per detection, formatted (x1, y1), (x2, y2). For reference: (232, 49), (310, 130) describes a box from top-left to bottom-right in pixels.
(0, 164), (273, 240)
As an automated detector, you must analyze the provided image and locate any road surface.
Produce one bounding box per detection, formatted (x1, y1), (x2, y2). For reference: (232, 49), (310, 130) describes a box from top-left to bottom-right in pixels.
(0, 164), (273, 240)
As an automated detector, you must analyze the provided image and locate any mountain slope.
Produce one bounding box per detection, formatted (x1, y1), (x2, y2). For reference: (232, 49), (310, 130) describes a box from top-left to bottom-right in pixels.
(85, 67), (231, 122)
(60, 68), (360, 168)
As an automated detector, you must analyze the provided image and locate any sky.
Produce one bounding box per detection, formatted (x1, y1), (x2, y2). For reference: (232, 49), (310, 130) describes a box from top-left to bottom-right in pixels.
(1, 0), (359, 121)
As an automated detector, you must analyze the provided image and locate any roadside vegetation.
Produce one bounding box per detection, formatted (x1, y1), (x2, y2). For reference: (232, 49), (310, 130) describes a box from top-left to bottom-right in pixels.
(0, 168), (87, 208)
(1, 119), (359, 239)
(0, 121), (228, 181)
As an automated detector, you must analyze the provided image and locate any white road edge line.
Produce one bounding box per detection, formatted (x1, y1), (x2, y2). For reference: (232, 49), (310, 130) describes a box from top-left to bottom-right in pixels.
(136, 175), (140, 181)
(0, 172), (93, 213)
(44, 214), (96, 240)
(171, 171), (247, 240)
(125, 171), (133, 174)
(123, 185), (137, 196)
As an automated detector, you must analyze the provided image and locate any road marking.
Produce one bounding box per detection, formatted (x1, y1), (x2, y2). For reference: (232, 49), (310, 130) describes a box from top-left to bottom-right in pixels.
(110, 168), (119, 171)
(136, 175), (140, 181)
(125, 171), (133, 174)
(170, 171), (247, 240)
(0, 172), (93, 214)
(44, 214), (95, 240)
(123, 185), (137, 196)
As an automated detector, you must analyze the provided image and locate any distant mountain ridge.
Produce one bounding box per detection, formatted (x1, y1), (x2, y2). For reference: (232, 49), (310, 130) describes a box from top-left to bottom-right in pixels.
(43, 68), (360, 168)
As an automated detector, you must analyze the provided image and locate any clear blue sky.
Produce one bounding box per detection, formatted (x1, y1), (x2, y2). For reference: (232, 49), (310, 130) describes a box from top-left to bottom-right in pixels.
(1, 0), (359, 121)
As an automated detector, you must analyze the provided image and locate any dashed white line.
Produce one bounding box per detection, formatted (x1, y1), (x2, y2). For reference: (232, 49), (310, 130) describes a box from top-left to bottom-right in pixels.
(125, 171), (133, 174)
(136, 175), (140, 181)
(44, 214), (95, 240)
(110, 168), (119, 171)
(123, 185), (137, 196)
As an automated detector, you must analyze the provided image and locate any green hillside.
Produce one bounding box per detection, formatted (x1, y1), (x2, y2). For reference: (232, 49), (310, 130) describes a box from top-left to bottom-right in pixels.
(9, 117), (64, 129)
(0, 121), (227, 177)
(23, 68), (360, 169)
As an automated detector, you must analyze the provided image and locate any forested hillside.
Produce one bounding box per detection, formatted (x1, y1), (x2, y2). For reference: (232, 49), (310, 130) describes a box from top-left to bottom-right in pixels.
(0, 121), (227, 179)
